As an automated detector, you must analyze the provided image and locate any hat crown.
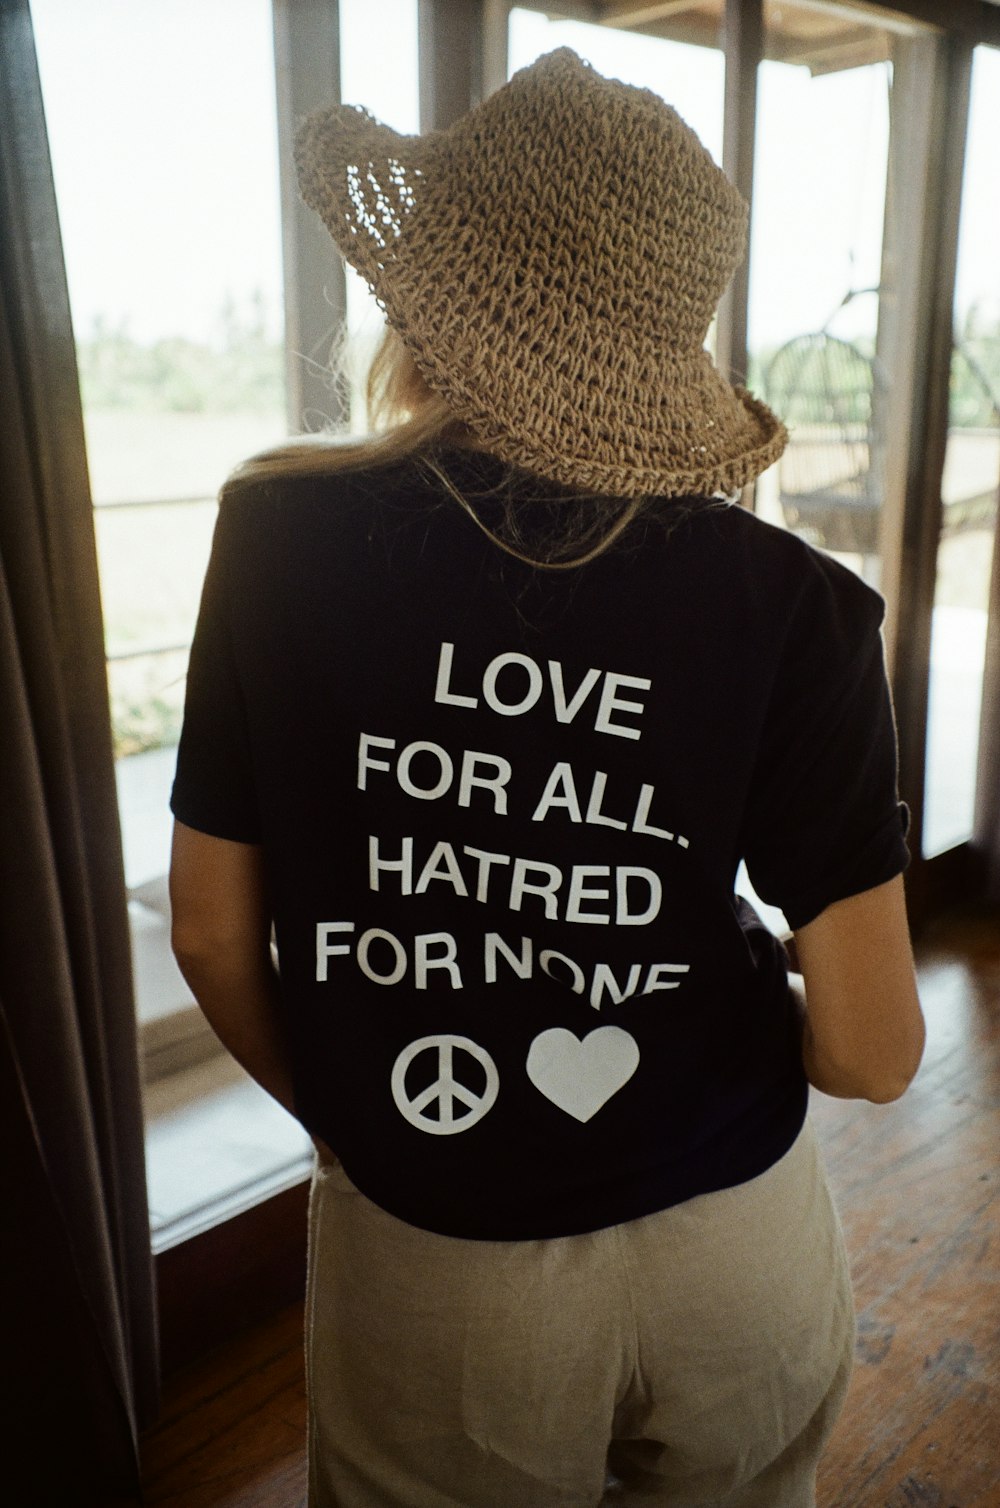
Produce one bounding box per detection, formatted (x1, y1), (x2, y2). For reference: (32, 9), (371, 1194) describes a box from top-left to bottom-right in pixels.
(419, 49), (747, 350)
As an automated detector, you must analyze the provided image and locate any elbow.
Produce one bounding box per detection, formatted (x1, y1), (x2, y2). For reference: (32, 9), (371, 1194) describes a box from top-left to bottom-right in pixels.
(171, 919), (271, 981)
(804, 1010), (926, 1104)
(864, 1072), (916, 1105)
(863, 1024), (926, 1104)
(170, 923), (237, 983)
(170, 927), (214, 994)
(854, 1016), (927, 1104)
(170, 922), (210, 969)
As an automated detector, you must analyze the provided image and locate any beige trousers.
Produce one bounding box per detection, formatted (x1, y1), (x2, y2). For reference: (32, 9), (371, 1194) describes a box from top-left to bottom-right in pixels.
(305, 1117), (855, 1507)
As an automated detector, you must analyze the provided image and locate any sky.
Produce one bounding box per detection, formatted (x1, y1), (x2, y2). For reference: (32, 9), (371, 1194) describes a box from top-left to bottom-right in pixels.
(28, 0), (1000, 357)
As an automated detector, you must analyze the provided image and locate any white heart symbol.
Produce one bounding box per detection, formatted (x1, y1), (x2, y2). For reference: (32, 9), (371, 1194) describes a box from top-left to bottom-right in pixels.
(526, 1026), (640, 1123)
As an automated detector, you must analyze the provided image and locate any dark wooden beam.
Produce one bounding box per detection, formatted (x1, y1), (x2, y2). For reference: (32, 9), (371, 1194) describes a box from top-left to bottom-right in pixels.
(803, 0), (986, 40)
(538, 1), (600, 19)
(272, 0), (346, 432)
(881, 33), (974, 919)
(716, 0), (761, 395)
(601, 0), (703, 23)
(982, 1), (1000, 48)
(618, 14), (723, 48)
(530, 0), (1000, 47)
(872, 31), (943, 681)
(973, 476), (1000, 901)
(419, 0), (482, 130)
(481, 0), (513, 97)
(767, 24), (891, 71)
(806, 0), (1000, 46)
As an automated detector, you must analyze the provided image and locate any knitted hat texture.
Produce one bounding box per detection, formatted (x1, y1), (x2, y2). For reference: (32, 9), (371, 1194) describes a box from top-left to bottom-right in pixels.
(293, 47), (787, 498)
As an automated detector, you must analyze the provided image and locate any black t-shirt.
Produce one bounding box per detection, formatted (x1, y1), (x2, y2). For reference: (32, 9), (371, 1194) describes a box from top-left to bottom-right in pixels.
(171, 446), (910, 1239)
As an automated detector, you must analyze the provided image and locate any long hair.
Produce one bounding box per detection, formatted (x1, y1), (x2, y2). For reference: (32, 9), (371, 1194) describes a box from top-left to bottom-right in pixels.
(219, 324), (648, 569)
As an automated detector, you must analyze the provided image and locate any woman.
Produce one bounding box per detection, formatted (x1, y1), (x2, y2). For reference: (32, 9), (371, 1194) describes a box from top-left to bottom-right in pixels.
(169, 49), (924, 1508)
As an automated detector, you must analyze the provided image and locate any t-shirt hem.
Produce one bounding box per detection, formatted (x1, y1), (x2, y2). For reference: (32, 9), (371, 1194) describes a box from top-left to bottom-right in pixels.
(328, 1093), (810, 1242)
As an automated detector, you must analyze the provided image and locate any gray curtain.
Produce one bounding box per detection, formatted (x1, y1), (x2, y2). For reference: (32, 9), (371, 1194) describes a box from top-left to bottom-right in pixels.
(0, 2), (159, 1501)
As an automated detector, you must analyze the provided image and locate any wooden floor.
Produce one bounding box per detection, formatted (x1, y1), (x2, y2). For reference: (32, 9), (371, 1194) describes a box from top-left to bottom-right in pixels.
(811, 905), (1000, 1508)
(140, 905), (1000, 1508)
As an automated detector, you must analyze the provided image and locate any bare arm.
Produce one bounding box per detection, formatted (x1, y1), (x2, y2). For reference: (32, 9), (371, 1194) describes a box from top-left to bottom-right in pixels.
(790, 873), (925, 1103)
(168, 820), (296, 1116)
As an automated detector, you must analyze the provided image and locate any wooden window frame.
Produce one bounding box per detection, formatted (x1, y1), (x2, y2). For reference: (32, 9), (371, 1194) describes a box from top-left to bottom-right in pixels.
(274, 0), (346, 434)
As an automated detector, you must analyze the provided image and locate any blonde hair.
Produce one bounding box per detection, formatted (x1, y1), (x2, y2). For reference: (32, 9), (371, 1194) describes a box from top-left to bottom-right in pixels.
(219, 325), (646, 569)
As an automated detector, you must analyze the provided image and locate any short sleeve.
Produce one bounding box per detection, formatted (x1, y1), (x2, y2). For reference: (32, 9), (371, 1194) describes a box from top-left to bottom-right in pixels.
(741, 555), (910, 932)
(170, 502), (261, 843)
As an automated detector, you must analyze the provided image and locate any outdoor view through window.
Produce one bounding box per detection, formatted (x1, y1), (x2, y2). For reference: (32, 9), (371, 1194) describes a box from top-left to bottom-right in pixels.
(30, 0), (418, 1051)
(31, 0), (287, 906)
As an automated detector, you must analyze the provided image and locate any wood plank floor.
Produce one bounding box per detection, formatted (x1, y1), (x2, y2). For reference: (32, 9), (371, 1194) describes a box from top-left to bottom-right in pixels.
(140, 905), (1000, 1507)
(141, 1301), (308, 1507)
(814, 905), (1000, 1508)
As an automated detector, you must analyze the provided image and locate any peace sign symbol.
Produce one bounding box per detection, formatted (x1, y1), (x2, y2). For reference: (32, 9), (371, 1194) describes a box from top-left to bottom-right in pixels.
(391, 1035), (499, 1136)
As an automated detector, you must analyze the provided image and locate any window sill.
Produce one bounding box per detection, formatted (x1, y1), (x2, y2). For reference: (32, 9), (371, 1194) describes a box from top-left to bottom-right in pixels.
(143, 1049), (313, 1254)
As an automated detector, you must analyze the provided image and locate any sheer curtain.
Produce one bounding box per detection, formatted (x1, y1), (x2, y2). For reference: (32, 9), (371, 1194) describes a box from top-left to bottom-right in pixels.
(0, 3), (158, 1500)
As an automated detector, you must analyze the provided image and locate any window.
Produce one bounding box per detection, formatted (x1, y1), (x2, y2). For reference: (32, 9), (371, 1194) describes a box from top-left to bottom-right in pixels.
(31, 0), (287, 1041)
(31, 0), (306, 1246)
(922, 45), (1000, 856)
(31, 0), (428, 1248)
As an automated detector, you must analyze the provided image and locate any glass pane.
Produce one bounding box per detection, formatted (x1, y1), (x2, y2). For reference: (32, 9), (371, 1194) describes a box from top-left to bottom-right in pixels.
(748, 2), (905, 593)
(97, 497), (217, 670)
(922, 46), (1000, 857)
(30, 0), (287, 900)
(32, 0), (287, 507)
(339, 0), (420, 432)
(32, 1), (316, 1209)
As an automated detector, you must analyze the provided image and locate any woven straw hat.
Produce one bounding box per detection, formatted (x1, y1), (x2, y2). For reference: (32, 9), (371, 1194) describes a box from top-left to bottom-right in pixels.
(293, 47), (786, 499)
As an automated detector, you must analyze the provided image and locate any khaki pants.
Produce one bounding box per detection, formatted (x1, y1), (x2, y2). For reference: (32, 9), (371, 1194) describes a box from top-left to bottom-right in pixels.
(305, 1117), (854, 1507)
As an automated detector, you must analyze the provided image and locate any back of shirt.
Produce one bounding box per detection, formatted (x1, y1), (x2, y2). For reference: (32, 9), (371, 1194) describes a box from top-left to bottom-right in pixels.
(171, 446), (909, 1239)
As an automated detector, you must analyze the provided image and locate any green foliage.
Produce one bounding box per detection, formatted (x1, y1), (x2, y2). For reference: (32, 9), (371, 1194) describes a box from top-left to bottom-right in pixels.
(950, 334), (1000, 430)
(77, 287), (284, 414)
(106, 642), (188, 762)
(111, 694), (184, 760)
(83, 292), (286, 759)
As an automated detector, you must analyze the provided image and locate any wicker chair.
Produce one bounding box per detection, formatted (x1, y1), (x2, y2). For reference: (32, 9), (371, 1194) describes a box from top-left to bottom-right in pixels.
(764, 331), (884, 557)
